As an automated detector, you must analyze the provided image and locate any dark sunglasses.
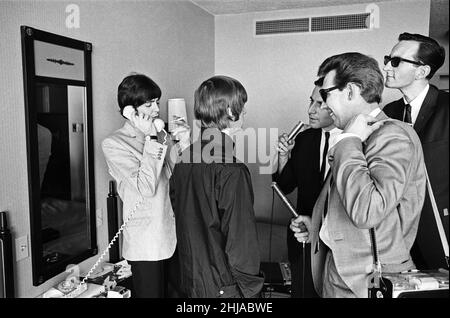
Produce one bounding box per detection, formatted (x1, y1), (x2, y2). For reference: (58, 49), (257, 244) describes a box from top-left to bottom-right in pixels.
(319, 86), (339, 103)
(384, 55), (424, 67)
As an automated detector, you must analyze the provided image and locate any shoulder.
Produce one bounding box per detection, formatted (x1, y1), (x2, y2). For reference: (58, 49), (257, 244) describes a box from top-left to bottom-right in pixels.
(382, 97), (403, 113)
(102, 127), (130, 151)
(371, 119), (417, 144)
(436, 88), (449, 106)
(217, 162), (251, 182)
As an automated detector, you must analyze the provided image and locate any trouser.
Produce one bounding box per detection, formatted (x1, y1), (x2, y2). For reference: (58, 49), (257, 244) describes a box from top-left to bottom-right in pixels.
(287, 226), (318, 298)
(128, 259), (165, 298)
(321, 250), (355, 298)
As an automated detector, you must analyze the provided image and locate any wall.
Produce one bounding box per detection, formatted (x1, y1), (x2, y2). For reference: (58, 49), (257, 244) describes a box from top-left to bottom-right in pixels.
(215, 0), (430, 225)
(430, 36), (449, 90)
(0, 0), (214, 298)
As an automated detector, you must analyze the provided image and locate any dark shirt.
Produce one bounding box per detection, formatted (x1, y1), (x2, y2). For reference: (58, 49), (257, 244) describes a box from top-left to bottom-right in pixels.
(169, 128), (264, 298)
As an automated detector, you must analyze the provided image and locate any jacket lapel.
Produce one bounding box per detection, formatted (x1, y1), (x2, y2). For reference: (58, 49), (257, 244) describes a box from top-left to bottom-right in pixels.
(376, 110), (389, 121)
(386, 99), (404, 120)
(414, 85), (439, 135)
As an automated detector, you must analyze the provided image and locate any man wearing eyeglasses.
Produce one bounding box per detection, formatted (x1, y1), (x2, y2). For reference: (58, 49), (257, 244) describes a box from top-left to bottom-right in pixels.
(383, 33), (449, 271)
(290, 52), (426, 297)
(275, 75), (341, 298)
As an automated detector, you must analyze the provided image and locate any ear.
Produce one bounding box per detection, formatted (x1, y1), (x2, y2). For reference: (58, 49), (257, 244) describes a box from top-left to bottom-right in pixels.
(227, 107), (235, 121)
(416, 65), (431, 80)
(346, 83), (354, 100)
(347, 83), (362, 101)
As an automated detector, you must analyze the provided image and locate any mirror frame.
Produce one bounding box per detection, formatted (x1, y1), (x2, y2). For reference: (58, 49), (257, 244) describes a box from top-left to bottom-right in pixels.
(21, 26), (97, 286)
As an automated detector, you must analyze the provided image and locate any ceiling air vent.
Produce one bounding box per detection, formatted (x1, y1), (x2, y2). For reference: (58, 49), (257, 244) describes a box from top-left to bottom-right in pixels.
(311, 13), (370, 32)
(255, 18), (309, 35)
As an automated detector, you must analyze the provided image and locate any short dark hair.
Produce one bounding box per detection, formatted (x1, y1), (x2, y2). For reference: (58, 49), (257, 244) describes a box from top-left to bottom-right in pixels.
(314, 77), (324, 87)
(117, 73), (161, 118)
(318, 52), (384, 104)
(317, 56), (334, 78)
(398, 32), (445, 79)
(194, 75), (247, 130)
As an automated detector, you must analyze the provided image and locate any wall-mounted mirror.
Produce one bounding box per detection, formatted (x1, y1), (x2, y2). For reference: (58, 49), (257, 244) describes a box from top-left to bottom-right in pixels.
(21, 26), (97, 286)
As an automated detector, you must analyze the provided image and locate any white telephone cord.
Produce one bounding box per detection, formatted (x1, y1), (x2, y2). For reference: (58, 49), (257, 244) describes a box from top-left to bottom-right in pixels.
(65, 129), (171, 298)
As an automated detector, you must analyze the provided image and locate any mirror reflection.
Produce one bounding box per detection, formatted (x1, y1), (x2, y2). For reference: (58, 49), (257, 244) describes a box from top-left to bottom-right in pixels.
(35, 83), (89, 266)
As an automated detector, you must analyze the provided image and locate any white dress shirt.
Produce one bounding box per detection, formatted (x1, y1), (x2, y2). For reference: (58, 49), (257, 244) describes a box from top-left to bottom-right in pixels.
(320, 127), (342, 180)
(403, 84), (429, 125)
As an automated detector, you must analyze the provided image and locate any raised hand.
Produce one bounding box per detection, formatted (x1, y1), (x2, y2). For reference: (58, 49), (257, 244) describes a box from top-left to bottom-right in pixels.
(130, 112), (157, 136)
(344, 114), (385, 142)
(277, 133), (295, 157)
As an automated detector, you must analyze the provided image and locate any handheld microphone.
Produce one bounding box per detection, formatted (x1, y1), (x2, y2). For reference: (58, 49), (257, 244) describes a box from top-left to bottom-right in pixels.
(271, 182), (307, 237)
(287, 121), (306, 143)
(271, 181), (307, 297)
(271, 182), (299, 218)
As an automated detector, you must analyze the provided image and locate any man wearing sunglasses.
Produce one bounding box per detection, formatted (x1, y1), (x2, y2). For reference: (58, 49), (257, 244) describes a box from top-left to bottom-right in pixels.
(290, 52), (426, 297)
(383, 33), (448, 271)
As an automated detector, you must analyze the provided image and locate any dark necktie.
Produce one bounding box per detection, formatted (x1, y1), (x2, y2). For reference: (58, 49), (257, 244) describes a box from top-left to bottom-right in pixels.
(403, 103), (412, 124)
(320, 131), (330, 181)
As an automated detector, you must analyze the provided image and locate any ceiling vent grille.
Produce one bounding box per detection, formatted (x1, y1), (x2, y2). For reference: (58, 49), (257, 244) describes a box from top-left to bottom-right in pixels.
(311, 13), (370, 32)
(255, 18), (309, 35)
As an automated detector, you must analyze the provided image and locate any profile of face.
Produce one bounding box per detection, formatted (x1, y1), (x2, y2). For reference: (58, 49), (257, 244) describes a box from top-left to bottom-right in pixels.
(383, 40), (422, 89)
(322, 70), (352, 130)
(135, 98), (160, 118)
(308, 86), (334, 129)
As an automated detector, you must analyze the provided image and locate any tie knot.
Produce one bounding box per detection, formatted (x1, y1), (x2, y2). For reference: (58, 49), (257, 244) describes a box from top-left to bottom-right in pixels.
(325, 131), (330, 139)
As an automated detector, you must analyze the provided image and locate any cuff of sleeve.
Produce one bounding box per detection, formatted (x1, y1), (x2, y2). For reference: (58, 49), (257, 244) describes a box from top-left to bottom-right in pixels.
(145, 135), (158, 141)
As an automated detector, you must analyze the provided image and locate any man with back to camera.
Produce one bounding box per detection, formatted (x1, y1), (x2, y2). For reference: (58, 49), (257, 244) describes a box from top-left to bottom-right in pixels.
(274, 76), (341, 298)
(290, 52), (427, 297)
(383, 32), (449, 270)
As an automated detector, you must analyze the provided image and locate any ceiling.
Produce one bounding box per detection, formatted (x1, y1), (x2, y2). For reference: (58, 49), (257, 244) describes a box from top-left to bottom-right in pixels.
(191, 0), (449, 38)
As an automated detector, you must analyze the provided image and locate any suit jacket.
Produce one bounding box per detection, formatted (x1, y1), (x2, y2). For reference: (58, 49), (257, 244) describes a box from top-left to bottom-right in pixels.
(102, 121), (176, 261)
(310, 111), (426, 298)
(383, 85), (449, 269)
(274, 128), (323, 298)
(275, 128), (323, 216)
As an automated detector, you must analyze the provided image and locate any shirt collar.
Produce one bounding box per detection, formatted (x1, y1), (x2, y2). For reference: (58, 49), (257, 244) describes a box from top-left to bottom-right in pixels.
(188, 127), (236, 162)
(322, 127), (342, 136)
(403, 84), (429, 109)
(369, 107), (382, 118)
(123, 121), (145, 140)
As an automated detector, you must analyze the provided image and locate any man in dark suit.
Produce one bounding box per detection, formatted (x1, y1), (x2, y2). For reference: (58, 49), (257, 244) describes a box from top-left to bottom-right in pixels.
(290, 53), (426, 297)
(275, 77), (341, 298)
(383, 33), (449, 270)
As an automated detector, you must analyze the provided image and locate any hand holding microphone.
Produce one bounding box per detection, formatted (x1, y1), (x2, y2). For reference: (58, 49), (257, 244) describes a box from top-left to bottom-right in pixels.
(277, 133), (295, 158)
(276, 120), (308, 157)
(290, 215), (311, 244)
(271, 181), (311, 244)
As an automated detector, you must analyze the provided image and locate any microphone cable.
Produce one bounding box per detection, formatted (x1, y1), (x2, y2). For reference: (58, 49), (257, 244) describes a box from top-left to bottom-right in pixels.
(266, 188), (275, 298)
